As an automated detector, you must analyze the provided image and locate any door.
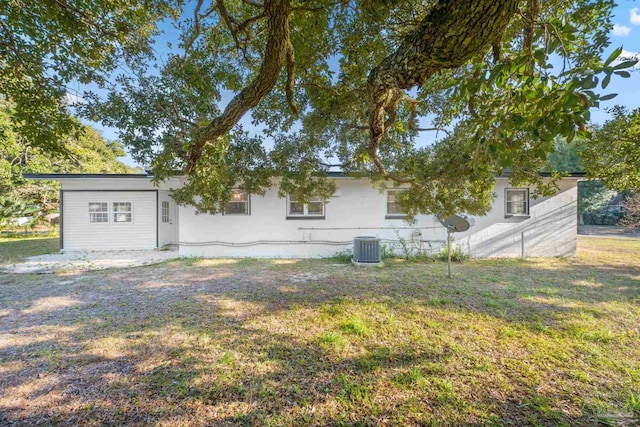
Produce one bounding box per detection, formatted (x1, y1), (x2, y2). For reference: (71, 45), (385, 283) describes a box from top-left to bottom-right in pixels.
(158, 191), (179, 246)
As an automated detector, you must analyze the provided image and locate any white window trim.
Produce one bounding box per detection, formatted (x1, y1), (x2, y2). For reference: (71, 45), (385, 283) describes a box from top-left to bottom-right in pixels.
(88, 202), (109, 224)
(224, 190), (251, 215)
(505, 188), (530, 217)
(112, 201), (134, 224)
(286, 194), (325, 219)
(385, 189), (408, 219)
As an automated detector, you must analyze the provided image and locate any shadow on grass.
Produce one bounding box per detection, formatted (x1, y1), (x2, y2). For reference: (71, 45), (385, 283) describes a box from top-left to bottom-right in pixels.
(1, 243), (639, 425)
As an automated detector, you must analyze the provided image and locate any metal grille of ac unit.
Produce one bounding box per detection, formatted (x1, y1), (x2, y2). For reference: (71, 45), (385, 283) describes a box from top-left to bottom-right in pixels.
(353, 236), (381, 264)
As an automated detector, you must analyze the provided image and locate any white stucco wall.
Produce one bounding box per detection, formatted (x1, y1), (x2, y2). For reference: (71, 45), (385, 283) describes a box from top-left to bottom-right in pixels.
(178, 177), (579, 258)
(457, 179), (578, 257)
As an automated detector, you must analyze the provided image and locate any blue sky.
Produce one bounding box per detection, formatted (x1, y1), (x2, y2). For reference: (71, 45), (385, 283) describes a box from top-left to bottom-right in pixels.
(589, 1), (640, 124)
(88, 1), (640, 168)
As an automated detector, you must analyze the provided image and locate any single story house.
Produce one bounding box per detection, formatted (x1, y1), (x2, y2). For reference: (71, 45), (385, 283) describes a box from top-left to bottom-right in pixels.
(25, 172), (583, 258)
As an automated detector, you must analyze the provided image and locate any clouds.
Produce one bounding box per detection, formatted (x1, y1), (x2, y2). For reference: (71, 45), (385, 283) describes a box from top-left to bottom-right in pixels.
(611, 7), (640, 37)
(631, 8), (640, 25)
(613, 24), (632, 36)
(620, 49), (639, 60)
(612, 49), (640, 68)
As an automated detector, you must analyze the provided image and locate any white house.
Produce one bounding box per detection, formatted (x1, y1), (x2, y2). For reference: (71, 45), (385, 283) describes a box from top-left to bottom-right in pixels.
(25, 172), (582, 258)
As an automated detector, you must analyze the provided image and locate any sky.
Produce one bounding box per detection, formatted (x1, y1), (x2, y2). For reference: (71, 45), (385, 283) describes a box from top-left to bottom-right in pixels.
(86, 1), (640, 169)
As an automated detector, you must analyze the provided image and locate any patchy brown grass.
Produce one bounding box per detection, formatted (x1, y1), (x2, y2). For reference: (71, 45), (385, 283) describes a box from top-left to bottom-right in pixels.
(1, 237), (639, 426)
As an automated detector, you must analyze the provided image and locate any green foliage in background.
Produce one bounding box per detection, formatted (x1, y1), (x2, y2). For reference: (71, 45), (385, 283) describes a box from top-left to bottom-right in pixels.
(620, 193), (640, 231)
(0, 100), (139, 220)
(3, 0), (639, 219)
(581, 106), (640, 191)
(0, 0), (173, 154)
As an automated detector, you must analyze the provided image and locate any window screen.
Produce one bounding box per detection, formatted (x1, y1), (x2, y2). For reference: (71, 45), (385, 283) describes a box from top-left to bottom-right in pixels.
(287, 195), (324, 217)
(113, 202), (132, 223)
(226, 191), (250, 215)
(89, 202), (108, 223)
(386, 190), (407, 216)
(506, 189), (529, 216)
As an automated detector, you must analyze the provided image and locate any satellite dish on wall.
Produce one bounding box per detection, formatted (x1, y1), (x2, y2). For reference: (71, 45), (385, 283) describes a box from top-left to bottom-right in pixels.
(438, 215), (471, 233)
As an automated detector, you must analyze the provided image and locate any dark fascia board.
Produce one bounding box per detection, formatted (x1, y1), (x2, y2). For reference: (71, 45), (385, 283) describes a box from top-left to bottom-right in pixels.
(23, 173), (153, 180)
(23, 171), (587, 180)
(328, 171), (587, 178)
(497, 171), (586, 178)
(326, 171), (586, 178)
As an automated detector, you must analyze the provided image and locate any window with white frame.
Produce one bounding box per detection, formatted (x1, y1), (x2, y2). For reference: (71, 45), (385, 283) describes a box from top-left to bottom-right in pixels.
(113, 202), (133, 223)
(386, 190), (407, 218)
(505, 188), (529, 216)
(88, 202), (108, 223)
(162, 201), (170, 223)
(287, 195), (324, 218)
(225, 190), (250, 215)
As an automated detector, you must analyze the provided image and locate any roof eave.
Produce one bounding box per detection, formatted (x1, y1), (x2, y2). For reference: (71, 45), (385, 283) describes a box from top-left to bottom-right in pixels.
(23, 171), (587, 181)
(23, 173), (153, 180)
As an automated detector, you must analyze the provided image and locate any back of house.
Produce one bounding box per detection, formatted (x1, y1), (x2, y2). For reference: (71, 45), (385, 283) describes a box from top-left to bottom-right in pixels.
(25, 173), (581, 258)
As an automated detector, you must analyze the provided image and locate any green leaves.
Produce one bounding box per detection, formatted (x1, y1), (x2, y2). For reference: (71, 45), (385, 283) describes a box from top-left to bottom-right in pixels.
(7, 0), (635, 217)
(580, 106), (640, 191)
(599, 93), (617, 101)
(603, 47), (623, 67)
(598, 48), (637, 90)
(0, 0), (173, 152)
(0, 100), (138, 217)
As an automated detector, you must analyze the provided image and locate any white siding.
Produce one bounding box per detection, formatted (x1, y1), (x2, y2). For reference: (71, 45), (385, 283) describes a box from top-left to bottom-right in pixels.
(62, 191), (157, 250)
(178, 178), (579, 259)
(60, 177), (180, 191)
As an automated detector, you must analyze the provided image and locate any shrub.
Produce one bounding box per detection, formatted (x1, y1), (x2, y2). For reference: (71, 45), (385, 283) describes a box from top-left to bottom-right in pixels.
(328, 249), (352, 263)
(620, 193), (640, 231)
(436, 244), (468, 262)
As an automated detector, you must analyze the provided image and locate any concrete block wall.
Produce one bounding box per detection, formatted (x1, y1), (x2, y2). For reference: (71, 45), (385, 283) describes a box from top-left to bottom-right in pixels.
(459, 180), (578, 258)
(178, 177), (579, 259)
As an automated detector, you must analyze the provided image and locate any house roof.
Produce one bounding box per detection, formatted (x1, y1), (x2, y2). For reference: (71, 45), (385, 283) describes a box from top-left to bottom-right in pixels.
(23, 172), (153, 180)
(23, 171), (587, 180)
(502, 171), (586, 178)
(22, 171), (586, 181)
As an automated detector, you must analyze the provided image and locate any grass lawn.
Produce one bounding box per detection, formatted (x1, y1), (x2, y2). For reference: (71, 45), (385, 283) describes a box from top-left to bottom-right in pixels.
(0, 235), (58, 266)
(0, 237), (639, 426)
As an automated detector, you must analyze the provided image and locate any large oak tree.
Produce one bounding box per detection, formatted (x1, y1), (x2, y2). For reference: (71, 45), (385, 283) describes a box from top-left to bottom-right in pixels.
(0, 100), (139, 215)
(2, 0), (636, 217)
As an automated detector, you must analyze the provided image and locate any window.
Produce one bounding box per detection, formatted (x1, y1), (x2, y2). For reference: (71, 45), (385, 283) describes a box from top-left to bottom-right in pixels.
(505, 188), (529, 216)
(386, 190), (407, 219)
(89, 202), (108, 223)
(162, 201), (170, 223)
(287, 195), (325, 219)
(113, 202), (133, 223)
(225, 190), (250, 215)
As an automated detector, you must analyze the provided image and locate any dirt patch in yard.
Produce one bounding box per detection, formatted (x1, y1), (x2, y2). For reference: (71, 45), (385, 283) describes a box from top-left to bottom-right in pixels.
(2, 250), (180, 274)
(0, 237), (639, 426)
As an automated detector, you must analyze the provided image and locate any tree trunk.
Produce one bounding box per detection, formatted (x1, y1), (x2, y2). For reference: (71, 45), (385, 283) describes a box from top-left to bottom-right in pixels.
(187, 0), (291, 171)
(367, 0), (521, 160)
